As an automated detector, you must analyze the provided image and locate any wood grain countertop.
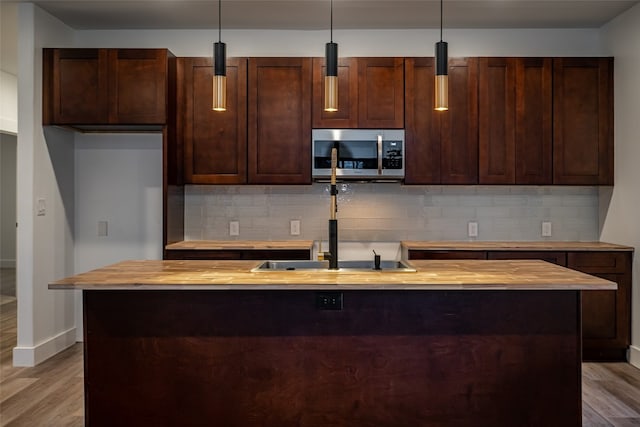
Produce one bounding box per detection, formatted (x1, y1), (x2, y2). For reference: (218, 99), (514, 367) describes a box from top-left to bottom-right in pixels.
(401, 241), (634, 251)
(49, 259), (616, 291)
(165, 240), (314, 250)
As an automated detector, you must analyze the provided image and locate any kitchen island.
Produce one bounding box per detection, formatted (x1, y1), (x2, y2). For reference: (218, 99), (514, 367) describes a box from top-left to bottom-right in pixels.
(50, 259), (615, 427)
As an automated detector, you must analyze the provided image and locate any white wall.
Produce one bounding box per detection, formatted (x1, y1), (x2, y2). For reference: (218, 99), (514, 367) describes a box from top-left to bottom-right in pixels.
(75, 28), (604, 57)
(14, 4), (76, 367)
(0, 71), (18, 135)
(73, 133), (163, 340)
(0, 133), (17, 267)
(601, 2), (640, 368)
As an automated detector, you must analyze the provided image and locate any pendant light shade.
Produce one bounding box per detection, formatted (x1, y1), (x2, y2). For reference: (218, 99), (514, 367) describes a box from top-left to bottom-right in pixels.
(324, 0), (338, 112)
(435, 0), (448, 111)
(212, 0), (226, 112)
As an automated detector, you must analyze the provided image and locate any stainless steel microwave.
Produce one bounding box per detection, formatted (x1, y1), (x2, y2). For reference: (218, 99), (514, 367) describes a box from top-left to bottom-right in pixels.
(312, 129), (405, 181)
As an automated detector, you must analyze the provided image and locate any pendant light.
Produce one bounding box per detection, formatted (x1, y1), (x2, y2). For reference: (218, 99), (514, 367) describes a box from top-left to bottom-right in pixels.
(212, 0), (226, 111)
(324, 0), (338, 112)
(435, 0), (448, 111)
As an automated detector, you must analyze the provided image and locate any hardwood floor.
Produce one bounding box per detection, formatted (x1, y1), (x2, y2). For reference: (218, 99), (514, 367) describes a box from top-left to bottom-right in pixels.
(1, 267), (639, 426)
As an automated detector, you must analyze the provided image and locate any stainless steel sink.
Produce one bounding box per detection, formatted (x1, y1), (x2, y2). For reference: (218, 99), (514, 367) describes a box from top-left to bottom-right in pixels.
(251, 259), (416, 272)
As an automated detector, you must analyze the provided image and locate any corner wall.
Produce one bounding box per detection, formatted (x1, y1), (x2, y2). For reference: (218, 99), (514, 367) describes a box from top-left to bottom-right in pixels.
(14, 4), (76, 367)
(600, 2), (640, 368)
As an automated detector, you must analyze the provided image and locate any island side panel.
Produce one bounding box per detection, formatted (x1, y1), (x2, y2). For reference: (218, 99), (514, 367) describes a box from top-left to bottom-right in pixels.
(83, 290), (581, 427)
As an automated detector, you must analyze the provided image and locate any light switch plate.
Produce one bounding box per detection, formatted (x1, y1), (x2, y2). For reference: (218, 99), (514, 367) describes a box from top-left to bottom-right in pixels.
(290, 220), (301, 236)
(542, 221), (552, 237)
(37, 198), (46, 216)
(468, 221), (478, 237)
(229, 221), (240, 236)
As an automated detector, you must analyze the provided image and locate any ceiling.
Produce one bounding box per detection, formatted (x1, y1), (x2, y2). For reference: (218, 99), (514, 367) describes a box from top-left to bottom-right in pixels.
(2, 0), (639, 30)
(1, 0), (639, 75)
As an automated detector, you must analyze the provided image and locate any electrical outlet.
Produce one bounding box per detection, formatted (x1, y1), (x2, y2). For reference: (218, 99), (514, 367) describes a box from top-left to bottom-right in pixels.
(229, 221), (239, 236)
(542, 221), (552, 237)
(316, 292), (343, 310)
(98, 221), (108, 237)
(468, 221), (478, 237)
(290, 220), (301, 236)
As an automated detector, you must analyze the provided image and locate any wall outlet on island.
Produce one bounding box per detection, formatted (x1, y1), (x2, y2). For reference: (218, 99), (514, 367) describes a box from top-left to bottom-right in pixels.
(229, 221), (240, 236)
(542, 221), (552, 237)
(290, 220), (301, 236)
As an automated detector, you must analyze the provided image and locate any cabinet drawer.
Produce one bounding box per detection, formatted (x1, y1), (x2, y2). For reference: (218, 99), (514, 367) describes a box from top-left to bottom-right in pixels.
(408, 250), (487, 260)
(567, 252), (628, 274)
(487, 251), (566, 266)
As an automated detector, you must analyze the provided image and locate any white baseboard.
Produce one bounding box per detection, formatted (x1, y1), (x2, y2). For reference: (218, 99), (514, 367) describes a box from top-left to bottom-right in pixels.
(628, 345), (640, 369)
(0, 259), (16, 268)
(12, 327), (77, 367)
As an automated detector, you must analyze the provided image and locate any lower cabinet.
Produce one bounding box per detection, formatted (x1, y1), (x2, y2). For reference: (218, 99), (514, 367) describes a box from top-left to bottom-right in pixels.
(165, 249), (311, 261)
(408, 249), (632, 361)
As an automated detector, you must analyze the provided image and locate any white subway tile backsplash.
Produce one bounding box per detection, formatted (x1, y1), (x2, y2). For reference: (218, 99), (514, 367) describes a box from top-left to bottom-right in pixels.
(183, 184), (600, 242)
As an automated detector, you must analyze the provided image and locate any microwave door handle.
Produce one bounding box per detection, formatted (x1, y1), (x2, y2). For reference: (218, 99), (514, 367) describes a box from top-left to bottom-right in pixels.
(377, 134), (383, 175)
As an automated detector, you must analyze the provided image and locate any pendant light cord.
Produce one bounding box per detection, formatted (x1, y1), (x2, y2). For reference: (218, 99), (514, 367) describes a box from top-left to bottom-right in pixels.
(218, 0), (222, 42)
(330, 0), (333, 43)
(440, 0), (443, 42)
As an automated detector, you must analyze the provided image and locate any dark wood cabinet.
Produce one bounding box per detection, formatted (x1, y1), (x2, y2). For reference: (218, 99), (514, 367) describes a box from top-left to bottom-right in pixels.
(479, 57), (552, 184)
(404, 57), (478, 184)
(567, 251), (631, 361)
(479, 57), (516, 184)
(407, 247), (632, 361)
(404, 58), (440, 184)
(357, 57), (404, 129)
(312, 57), (403, 129)
(44, 48), (172, 126)
(165, 249), (311, 261)
(312, 57), (359, 128)
(515, 58), (553, 184)
(487, 250), (566, 266)
(248, 58), (312, 184)
(553, 57), (613, 185)
(178, 57), (247, 184)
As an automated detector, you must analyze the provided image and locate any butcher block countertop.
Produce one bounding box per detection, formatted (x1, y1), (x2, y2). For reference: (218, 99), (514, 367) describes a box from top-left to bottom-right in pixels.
(401, 241), (633, 251)
(49, 259), (616, 291)
(165, 240), (314, 250)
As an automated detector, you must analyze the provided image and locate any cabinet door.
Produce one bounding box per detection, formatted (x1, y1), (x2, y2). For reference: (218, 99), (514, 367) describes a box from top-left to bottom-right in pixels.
(404, 58), (441, 184)
(44, 48), (109, 125)
(357, 58), (404, 128)
(248, 58), (312, 184)
(312, 57), (358, 128)
(567, 251), (631, 361)
(178, 57), (247, 184)
(487, 251), (566, 266)
(553, 58), (613, 185)
(479, 58), (516, 184)
(109, 49), (168, 124)
(515, 58), (552, 184)
(441, 58), (479, 184)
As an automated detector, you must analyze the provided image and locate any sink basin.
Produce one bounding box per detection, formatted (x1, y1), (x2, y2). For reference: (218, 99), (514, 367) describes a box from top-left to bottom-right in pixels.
(252, 259), (416, 272)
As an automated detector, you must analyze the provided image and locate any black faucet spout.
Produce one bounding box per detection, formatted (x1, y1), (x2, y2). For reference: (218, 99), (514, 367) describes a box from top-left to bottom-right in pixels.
(328, 219), (338, 270)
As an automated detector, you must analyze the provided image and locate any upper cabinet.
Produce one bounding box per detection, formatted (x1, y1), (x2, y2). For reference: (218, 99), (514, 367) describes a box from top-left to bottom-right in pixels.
(478, 57), (552, 184)
(312, 57), (359, 128)
(404, 57), (478, 184)
(553, 57), (613, 185)
(248, 58), (312, 184)
(312, 57), (404, 129)
(177, 57), (247, 184)
(43, 48), (173, 127)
